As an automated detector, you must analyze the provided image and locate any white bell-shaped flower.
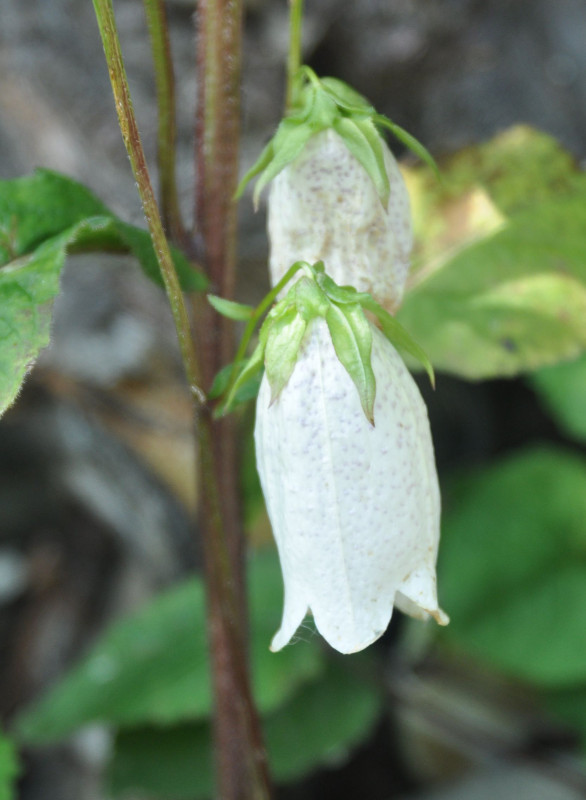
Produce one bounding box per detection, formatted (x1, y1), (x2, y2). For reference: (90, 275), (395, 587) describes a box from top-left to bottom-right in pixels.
(267, 130), (413, 313)
(255, 317), (447, 655)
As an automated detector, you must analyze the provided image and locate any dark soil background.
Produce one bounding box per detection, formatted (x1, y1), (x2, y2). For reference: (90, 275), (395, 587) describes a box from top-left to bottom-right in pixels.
(1, 1), (586, 799)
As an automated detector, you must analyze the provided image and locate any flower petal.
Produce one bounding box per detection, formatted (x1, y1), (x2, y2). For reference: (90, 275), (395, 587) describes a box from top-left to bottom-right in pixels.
(255, 318), (444, 654)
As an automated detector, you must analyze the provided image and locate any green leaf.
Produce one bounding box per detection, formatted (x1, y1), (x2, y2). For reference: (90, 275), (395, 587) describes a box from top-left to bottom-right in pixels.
(207, 294), (254, 321)
(264, 659), (380, 782)
(532, 354), (586, 443)
(0, 171), (205, 290)
(220, 340), (266, 415)
(333, 116), (390, 206)
(207, 361), (262, 409)
(264, 307), (307, 401)
(398, 179), (586, 378)
(325, 303), (376, 424)
(16, 550), (324, 743)
(108, 723), (213, 800)
(107, 661), (381, 799)
(544, 685), (586, 746)
(0, 731), (19, 800)
(439, 446), (586, 686)
(0, 171), (206, 417)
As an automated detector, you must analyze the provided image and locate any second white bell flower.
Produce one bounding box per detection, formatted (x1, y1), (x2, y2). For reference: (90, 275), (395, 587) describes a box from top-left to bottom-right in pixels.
(255, 317), (447, 655)
(268, 129), (413, 313)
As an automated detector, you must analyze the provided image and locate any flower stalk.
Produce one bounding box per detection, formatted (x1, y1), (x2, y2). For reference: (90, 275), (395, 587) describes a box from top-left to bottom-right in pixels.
(143, 0), (188, 247)
(195, 1), (272, 799)
(92, 0), (203, 403)
(286, 0), (304, 111)
(94, 0), (271, 797)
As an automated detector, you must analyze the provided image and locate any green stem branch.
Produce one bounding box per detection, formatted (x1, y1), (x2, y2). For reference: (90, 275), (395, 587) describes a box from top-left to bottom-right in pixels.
(92, 0), (203, 404)
(286, 0), (305, 111)
(143, 0), (187, 247)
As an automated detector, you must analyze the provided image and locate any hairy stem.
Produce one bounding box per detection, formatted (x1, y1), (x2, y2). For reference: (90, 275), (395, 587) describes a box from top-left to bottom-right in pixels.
(195, 1), (272, 799)
(142, 0), (187, 247)
(286, 0), (305, 110)
(93, 0), (203, 403)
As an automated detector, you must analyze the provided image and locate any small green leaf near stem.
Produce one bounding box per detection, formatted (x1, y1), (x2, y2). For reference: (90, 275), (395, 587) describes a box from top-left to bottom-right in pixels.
(221, 261), (308, 403)
(92, 0), (204, 404)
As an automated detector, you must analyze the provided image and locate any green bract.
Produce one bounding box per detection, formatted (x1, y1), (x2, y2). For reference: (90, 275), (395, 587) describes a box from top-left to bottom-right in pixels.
(209, 261), (433, 422)
(235, 67), (438, 208)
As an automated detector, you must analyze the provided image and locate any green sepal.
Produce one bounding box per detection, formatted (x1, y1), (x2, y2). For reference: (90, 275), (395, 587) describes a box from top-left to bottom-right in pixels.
(234, 139), (275, 200)
(211, 260), (434, 424)
(359, 295), (435, 387)
(252, 121), (316, 209)
(334, 116), (391, 206)
(207, 294), (255, 321)
(234, 68), (437, 206)
(325, 302), (376, 425)
(373, 114), (440, 180)
(265, 307), (308, 402)
(294, 275), (330, 320)
(319, 76), (373, 114)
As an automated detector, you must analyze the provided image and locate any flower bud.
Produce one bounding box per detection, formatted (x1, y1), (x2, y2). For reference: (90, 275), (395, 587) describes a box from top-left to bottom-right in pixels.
(267, 130), (413, 313)
(254, 317), (447, 655)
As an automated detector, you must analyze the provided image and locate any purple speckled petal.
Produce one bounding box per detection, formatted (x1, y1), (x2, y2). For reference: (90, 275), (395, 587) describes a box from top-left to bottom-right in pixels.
(255, 318), (446, 655)
(267, 130), (413, 313)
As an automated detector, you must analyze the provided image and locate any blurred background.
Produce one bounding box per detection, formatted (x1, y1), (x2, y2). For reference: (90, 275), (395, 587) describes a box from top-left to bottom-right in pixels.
(2, 0), (586, 798)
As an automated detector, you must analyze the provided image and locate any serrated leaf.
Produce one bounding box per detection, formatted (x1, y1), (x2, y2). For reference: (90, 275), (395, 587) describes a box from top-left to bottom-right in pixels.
(207, 294), (254, 321)
(265, 308), (307, 401)
(359, 295), (434, 386)
(374, 114), (439, 178)
(106, 660), (381, 799)
(325, 303), (376, 424)
(333, 116), (390, 206)
(0, 171), (205, 290)
(0, 172), (206, 417)
(16, 551), (324, 743)
(0, 730), (19, 800)
(439, 447), (586, 686)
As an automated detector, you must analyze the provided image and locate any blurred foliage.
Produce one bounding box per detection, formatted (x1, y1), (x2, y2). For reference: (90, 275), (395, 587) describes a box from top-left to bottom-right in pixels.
(0, 170), (206, 417)
(0, 730), (19, 800)
(107, 662), (380, 799)
(398, 127), (586, 378)
(16, 551), (323, 741)
(533, 354), (586, 443)
(439, 446), (586, 686)
(16, 551), (381, 797)
(7, 125), (586, 793)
